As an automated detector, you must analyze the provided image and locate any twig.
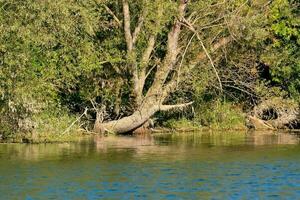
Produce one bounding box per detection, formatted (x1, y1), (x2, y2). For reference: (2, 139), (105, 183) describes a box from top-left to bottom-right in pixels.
(103, 4), (121, 27)
(61, 108), (88, 135)
(182, 18), (223, 93)
(177, 32), (196, 87)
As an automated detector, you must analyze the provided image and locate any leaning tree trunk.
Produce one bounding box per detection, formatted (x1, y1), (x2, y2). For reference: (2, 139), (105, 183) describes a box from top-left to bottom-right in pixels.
(94, 0), (231, 134)
(94, 100), (158, 134)
(94, 88), (193, 134)
(93, 0), (189, 134)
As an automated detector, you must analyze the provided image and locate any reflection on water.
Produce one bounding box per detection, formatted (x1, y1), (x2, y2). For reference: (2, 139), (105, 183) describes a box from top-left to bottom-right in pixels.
(1, 131), (299, 161)
(0, 131), (299, 199)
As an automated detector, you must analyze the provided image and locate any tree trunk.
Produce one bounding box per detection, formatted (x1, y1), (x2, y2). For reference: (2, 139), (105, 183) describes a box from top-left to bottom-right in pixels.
(94, 100), (159, 134)
(94, 95), (194, 134)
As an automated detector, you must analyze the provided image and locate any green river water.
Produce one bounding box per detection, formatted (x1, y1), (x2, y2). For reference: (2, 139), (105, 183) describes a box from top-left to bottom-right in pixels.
(0, 131), (299, 199)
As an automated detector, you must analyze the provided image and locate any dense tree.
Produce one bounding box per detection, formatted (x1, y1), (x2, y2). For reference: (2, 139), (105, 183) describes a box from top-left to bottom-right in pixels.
(0, 0), (104, 137)
(261, 0), (299, 100)
(0, 0), (298, 138)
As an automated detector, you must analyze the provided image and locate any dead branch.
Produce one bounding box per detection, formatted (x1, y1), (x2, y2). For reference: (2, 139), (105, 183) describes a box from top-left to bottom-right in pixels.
(160, 102), (194, 111)
(183, 19), (223, 92)
(61, 108), (88, 135)
(103, 4), (121, 27)
(177, 32), (196, 86)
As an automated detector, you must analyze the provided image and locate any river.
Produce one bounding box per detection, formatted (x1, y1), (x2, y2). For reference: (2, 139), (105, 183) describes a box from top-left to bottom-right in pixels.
(0, 131), (299, 199)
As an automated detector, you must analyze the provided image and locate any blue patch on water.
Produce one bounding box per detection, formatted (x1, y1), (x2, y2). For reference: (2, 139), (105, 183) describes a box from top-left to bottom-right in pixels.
(0, 135), (300, 199)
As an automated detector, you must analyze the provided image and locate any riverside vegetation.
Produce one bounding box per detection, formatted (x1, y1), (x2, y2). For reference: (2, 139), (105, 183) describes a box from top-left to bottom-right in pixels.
(0, 0), (299, 142)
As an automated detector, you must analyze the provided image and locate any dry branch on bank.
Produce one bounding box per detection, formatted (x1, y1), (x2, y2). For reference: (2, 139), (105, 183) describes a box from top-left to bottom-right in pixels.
(247, 98), (299, 130)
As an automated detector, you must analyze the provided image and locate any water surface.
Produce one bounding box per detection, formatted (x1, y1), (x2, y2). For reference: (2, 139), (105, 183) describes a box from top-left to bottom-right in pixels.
(0, 131), (300, 199)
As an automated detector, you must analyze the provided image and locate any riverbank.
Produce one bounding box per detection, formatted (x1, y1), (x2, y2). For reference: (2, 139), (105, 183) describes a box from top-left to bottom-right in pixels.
(2, 125), (300, 144)
(0, 130), (93, 144)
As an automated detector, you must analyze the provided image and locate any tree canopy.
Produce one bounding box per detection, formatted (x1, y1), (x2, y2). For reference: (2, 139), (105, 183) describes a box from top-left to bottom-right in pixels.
(0, 0), (299, 139)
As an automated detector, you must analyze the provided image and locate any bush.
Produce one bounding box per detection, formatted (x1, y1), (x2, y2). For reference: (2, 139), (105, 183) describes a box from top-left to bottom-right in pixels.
(194, 100), (246, 130)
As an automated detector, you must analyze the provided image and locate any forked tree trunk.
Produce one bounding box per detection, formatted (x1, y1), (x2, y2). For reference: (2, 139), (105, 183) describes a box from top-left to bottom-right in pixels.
(94, 0), (230, 134)
(94, 97), (193, 134)
(93, 0), (189, 134)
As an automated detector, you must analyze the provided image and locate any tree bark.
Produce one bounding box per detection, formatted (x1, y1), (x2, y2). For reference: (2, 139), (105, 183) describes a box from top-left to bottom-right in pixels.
(94, 101), (158, 134)
(94, 98), (193, 134)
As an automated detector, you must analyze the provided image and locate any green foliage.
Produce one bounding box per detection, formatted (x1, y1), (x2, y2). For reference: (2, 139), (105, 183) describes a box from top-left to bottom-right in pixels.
(162, 118), (199, 130)
(194, 100), (246, 130)
(162, 100), (245, 130)
(0, 0), (299, 140)
(32, 108), (77, 136)
(0, 0), (105, 137)
(261, 0), (300, 100)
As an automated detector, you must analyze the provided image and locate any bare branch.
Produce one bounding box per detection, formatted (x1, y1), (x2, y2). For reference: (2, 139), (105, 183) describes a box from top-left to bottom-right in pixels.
(61, 108), (88, 135)
(103, 4), (121, 27)
(160, 102), (194, 111)
(196, 36), (231, 60)
(141, 35), (156, 65)
(183, 19), (223, 92)
(177, 32), (196, 86)
(133, 35), (157, 103)
(161, 35), (231, 99)
(141, 34), (156, 78)
(132, 15), (144, 44)
(197, 35), (223, 92)
(224, 84), (257, 97)
(145, 64), (157, 80)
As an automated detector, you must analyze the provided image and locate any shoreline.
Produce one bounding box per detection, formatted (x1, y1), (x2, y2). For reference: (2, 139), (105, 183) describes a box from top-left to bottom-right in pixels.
(1, 127), (300, 144)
